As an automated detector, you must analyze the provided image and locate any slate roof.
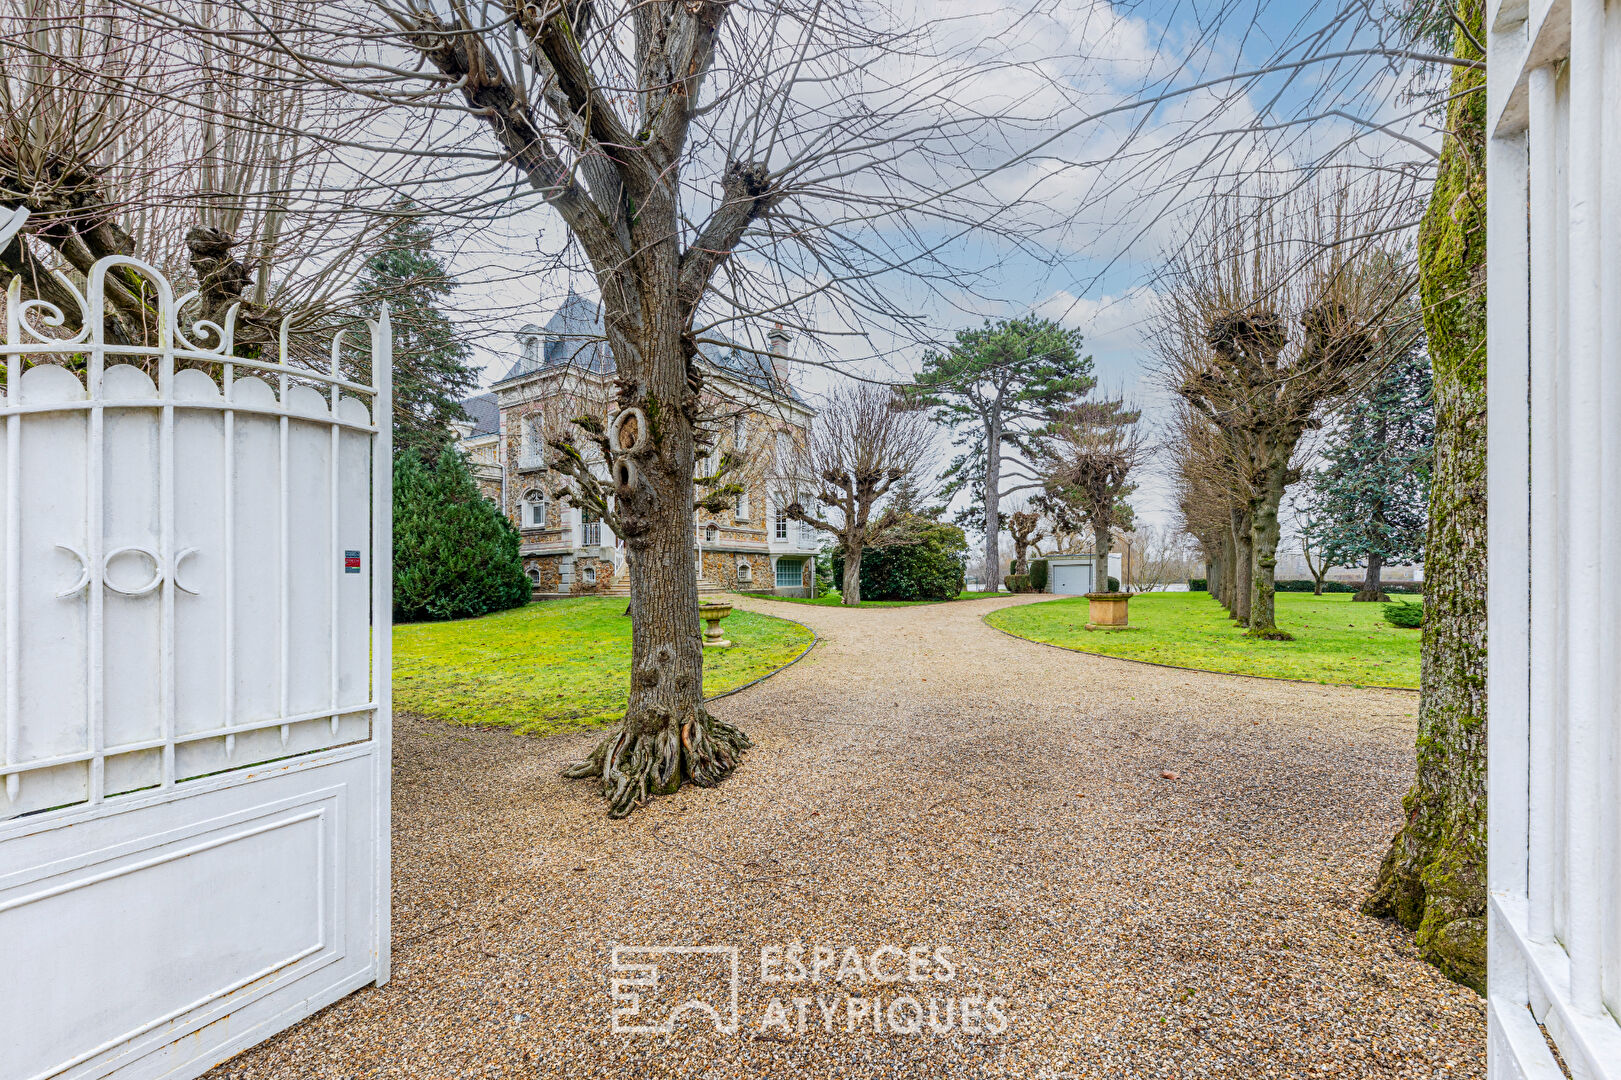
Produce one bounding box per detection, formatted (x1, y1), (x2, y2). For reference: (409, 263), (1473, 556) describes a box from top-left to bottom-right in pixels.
(460, 391), (499, 437)
(492, 289), (799, 400)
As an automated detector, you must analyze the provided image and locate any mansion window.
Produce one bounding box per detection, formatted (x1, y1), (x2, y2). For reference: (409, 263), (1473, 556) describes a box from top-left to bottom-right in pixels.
(733, 416), (748, 451)
(775, 559), (803, 589)
(581, 509), (602, 547)
(705, 523), (719, 543)
(735, 490), (750, 520)
(523, 489), (547, 527)
(775, 502), (789, 541)
(774, 431), (793, 470)
(798, 501), (817, 545)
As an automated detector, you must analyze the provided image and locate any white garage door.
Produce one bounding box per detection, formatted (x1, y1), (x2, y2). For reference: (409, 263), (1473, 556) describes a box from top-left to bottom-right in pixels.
(1050, 563), (1093, 595)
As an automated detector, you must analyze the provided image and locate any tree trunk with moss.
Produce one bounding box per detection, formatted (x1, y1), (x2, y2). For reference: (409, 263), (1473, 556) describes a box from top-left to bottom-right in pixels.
(1362, 0), (1488, 993)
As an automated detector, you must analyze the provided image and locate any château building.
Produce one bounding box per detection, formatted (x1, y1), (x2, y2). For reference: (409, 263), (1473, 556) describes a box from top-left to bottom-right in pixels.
(454, 292), (820, 597)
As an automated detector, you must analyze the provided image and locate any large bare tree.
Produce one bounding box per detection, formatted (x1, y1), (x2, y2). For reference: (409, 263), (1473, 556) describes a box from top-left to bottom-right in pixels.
(209, 0), (1066, 815)
(785, 382), (933, 607)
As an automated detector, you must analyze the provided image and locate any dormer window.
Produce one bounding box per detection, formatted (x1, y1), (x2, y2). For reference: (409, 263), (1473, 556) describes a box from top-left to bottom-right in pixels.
(520, 334), (540, 367)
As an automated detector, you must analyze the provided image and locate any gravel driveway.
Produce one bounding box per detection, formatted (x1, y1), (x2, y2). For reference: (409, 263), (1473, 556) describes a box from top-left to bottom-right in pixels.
(211, 592), (1484, 1079)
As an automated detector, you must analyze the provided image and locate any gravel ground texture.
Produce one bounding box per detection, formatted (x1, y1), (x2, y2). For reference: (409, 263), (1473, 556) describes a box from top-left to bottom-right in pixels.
(209, 592), (1485, 1080)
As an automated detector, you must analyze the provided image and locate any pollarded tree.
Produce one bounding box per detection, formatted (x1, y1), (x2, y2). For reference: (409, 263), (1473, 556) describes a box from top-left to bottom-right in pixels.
(1303, 338), (1434, 601)
(1159, 181), (1413, 639)
(351, 204), (479, 462)
(1169, 402), (1250, 617)
(1006, 509), (1046, 577)
(911, 317), (1095, 592)
(1036, 398), (1144, 595)
(0, 0), (410, 349)
(784, 382), (935, 606)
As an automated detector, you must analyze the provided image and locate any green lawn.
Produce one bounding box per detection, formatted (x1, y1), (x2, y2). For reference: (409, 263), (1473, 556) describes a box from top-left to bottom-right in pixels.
(985, 591), (1420, 689)
(394, 599), (815, 735)
(746, 590), (997, 608)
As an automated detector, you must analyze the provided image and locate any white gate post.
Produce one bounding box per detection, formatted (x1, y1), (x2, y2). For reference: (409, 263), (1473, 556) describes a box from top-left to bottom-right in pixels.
(372, 303), (393, 985)
(1486, 0), (1621, 1075)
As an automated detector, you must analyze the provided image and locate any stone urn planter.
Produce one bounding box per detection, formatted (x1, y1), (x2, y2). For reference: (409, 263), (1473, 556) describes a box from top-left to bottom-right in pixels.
(1085, 591), (1131, 629)
(698, 601), (734, 648)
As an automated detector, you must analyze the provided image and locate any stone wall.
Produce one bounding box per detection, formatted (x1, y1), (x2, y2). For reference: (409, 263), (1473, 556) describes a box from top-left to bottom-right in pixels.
(523, 552), (612, 596)
(701, 549), (772, 591)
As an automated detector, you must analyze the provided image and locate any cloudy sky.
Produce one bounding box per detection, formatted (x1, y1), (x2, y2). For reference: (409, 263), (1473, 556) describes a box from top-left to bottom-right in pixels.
(435, 0), (1439, 528)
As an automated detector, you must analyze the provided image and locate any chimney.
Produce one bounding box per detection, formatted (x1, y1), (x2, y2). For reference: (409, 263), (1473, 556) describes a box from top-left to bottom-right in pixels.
(767, 322), (792, 388)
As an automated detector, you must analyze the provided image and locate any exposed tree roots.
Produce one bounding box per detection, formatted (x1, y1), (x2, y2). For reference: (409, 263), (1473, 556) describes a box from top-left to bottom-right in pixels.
(564, 708), (752, 818)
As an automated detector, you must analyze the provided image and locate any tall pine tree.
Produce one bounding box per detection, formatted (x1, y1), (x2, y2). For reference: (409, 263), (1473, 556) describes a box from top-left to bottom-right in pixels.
(1303, 342), (1434, 601)
(352, 205), (479, 462)
(909, 318), (1095, 591)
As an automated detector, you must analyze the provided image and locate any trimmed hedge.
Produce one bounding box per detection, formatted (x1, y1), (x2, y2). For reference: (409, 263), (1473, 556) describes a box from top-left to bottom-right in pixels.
(1029, 558), (1049, 592)
(833, 517), (967, 601)
(1186, 576), (1421, 595)
(1107, 576), (1120, 592)
(1004, 574), (1032, 593)
(1274, 579), (1425, 594)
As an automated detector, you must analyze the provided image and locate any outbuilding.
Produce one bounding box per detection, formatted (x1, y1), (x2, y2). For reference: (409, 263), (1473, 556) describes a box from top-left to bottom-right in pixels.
(1045, 554), (1105, 595)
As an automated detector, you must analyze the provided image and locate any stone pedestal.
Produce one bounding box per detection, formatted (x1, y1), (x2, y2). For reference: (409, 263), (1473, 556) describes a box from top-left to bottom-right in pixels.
(699, 602), (734, 648)
(1085, 592), (1131, 628)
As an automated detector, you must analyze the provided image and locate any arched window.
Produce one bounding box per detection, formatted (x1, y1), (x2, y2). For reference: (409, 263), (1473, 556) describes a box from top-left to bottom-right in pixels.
(704, 522), (719, 544)
(581, 565), (597, 586)
(522, 489), (547, 528)
(520, 334), (540, 366)
(526, 567), (540, 585)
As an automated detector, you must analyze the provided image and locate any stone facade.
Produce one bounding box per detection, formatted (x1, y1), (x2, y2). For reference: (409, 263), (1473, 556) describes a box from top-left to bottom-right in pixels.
(457, 293), (820, 598)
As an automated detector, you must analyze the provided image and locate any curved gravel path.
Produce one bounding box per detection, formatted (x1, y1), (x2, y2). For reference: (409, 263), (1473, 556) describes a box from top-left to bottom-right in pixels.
(210, 593), (1484, 1079)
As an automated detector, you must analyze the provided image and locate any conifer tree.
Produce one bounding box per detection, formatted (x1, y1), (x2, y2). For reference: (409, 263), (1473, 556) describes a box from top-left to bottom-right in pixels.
(393, 449), (532, 622)
(352, 206), (479, 462)
(1303, 344), (1434, 601)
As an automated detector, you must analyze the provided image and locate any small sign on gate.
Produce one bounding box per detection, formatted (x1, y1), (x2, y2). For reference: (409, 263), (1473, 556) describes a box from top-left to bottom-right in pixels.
(345, 549), (362, 573)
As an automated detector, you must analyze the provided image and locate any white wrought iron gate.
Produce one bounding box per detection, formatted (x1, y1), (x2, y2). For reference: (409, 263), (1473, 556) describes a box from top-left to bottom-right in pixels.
(0, 224), (392, 1080)
(1486, 1), (1621, 1077)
